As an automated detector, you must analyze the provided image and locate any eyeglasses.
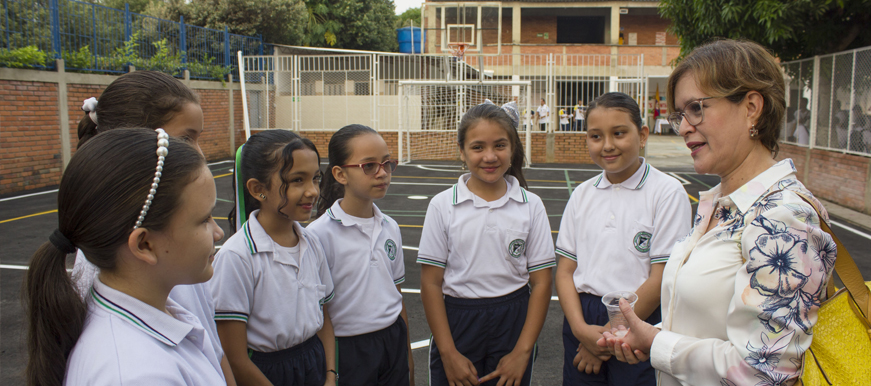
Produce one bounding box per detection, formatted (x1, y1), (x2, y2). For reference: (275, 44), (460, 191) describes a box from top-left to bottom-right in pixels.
(667, 97), (717, 130)
(341, 160), (399, 175)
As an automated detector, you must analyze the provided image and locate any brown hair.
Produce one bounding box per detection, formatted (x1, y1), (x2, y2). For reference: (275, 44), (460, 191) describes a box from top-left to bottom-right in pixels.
(458, 103), (528, 189)
(667, 39), (785, 156)
(23, 128), (204, 386)
(77, 71), (201, 147)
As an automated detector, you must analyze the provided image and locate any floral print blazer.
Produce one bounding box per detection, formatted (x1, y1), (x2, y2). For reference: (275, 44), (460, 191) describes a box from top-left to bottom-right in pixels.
(651, 159), (836, 386)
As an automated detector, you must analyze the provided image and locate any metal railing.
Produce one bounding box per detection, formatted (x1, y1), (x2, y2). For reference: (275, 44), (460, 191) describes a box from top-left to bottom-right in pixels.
(1, 0), (263, 79)
(781, 46), (871, 156)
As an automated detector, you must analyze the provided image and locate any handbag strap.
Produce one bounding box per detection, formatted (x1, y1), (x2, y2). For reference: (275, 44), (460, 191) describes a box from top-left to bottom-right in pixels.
(793, 192), (870, 320)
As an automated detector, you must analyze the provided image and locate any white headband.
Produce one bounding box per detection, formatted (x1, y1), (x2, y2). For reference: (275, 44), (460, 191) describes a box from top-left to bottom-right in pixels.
(81, 97), (98, 125)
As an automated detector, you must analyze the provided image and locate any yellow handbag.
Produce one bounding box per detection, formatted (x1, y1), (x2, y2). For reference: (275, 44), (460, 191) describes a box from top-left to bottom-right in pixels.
(795, 194), (871, 386)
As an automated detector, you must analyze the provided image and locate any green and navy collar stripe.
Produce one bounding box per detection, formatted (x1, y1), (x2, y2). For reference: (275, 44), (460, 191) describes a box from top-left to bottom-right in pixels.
(91, 288), (177, 346)
(321, 291), (335, 305)
(452, 175), (528, 206)
(393, 276), (406, 285)
(452, 184), (459, 205)
(555, 248), (577, 261)
(326, 208), (341, 222)
(528, 261), (556, 272)
(650, 255), (669, 264)
(215, 311), (249, 322)
(243, 221), (258, 254)
(416, 257), (446, 268)
(592, 174), (604, 188)
(635, 163), (651, 189)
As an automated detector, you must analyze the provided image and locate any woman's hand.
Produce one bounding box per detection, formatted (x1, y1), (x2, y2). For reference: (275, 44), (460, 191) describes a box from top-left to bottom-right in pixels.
(595, 298), (659, 363)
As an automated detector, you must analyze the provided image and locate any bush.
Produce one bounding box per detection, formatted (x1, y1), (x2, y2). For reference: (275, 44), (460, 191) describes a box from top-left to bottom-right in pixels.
(62, 46), (93, 69)
(0, 46), (48, 68)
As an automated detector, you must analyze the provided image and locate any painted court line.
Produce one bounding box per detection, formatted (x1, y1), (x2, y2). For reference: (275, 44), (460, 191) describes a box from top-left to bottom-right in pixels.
(668, 172), (691, 186)
(831, 220), (871, 241)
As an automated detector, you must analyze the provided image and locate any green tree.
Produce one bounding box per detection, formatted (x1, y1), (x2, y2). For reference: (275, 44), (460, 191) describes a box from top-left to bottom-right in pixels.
(100, 0), (153, 14)
(395, 7), (421, 29)
(659, 0), (871, 61)
(302, 0), (398, 51)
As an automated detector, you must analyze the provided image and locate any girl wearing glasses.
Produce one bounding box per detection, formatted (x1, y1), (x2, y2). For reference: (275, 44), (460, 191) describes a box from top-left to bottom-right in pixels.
(419, 101), (555, 386)
(598, 40), (836, 386)
(211, 130), (337, 386)
(308, 124), (413, 386)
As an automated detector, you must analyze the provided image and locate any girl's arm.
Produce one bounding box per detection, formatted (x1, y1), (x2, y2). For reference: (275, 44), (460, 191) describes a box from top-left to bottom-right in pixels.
(555, 257), (610, 359)
(216, 321), (273, 386)
(220, 355), (238, 386)
(478, 268), (553, 384)
(630, 263), (665, 322)
(397, 285), (414, 386)
(317, 309), (337, 386)
(420, 264), (478, 385)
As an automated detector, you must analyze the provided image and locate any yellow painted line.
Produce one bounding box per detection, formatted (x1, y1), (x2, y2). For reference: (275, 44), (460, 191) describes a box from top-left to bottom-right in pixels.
(213, 173), (232, 179)
(0, 209), (57, 224)
(214, 217), (227, 220)
(391, 175), (566, 184)
(687, 193), (699, 203)
(398, 224), (424, 228)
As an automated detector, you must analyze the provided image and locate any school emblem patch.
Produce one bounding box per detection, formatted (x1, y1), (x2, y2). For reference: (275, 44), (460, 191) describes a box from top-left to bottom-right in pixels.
(385, 239), (397, 260)
(508, 239), (526, 258)
(634, 231), (652, 253)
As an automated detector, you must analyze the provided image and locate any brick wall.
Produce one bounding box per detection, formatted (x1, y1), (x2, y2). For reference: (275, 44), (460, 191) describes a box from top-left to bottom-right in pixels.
(776, 143), (871, 213)
(521, 16), (558, 44)
(620, 15), (679, 45)
(0, 81), (62, 192)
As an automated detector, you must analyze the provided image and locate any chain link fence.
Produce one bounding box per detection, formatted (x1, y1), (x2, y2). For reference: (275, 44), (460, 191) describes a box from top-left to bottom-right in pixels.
(782, 46), (871, 156)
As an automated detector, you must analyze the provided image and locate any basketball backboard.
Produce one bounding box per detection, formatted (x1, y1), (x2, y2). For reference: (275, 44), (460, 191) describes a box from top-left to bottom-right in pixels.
(433, 2), (503, 55)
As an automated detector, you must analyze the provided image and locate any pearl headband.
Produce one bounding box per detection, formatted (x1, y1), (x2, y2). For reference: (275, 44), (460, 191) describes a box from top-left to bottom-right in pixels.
(81, 97), (98, 125)
(134, 129), (169, 229)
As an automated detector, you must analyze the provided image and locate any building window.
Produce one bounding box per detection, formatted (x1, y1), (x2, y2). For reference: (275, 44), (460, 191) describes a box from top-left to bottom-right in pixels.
(355, 82), (370, 95)
(557, 16), (605, 44)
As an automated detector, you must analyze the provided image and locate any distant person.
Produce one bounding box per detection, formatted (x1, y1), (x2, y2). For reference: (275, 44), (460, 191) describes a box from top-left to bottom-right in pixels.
(599, 39), (836, 386)
(537, 98), (550, 131)
(833, 100), (849, 149)
(850, 104), (869, 152)
(575, 100), (586, 131)
(560, 108), (571, 131)
(792, 98), (810, 145)
(556, 92), (690, 386)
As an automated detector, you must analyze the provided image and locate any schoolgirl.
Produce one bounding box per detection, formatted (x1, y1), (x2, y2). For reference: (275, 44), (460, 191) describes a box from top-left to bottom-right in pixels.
(418, 101), (555, 386)
(24, 128), (225, 385)
(554, 92), (691, 385)
(211, 130), (336, 385)
(69, 70), (236, 384)
(306, 124), (412, 386)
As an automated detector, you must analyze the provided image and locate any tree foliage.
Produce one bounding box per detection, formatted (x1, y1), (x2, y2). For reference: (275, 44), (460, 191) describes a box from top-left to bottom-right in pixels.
(659, 0), (871, 61)
(302, 0), (398, 52)
(395, 7), (421, 29)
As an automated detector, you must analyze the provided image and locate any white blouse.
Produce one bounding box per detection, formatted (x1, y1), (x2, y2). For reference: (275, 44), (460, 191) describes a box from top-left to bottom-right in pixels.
(651, 159), (836, 386)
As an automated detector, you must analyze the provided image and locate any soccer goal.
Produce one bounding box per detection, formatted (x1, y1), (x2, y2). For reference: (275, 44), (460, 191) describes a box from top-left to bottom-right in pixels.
(398, 80), (532, 165)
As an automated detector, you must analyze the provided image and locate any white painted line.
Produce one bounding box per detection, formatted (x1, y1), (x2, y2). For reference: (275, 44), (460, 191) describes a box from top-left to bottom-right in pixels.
(408, 195), (429, 200)
(668, 172), (691, 186)
(391, 182), (571, 190)
(831, 220), (871, 241)
(0, 264), (28, 270)
(208, 160), (234, 166)
(0, 189), (58, 202)
(411, 339), (430, 350)
(410, 164), (606, 173)
(400, 288), (421, 294)
(414, 165), (462, 173)
(402, 246), (419, 251)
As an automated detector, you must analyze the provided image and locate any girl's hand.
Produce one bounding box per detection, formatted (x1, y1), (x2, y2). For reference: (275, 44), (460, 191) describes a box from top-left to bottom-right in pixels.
(596, 298), (659, 363)
(477, 349), (530, 386)
(574, 324), (611, 359)
(323, 371), (336, 386)
(572, 344), (605, 374)
(442, 350), (479, 386)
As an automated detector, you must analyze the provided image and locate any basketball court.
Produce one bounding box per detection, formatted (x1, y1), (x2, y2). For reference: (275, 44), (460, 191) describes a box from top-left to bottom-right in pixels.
(3, 156), (871, 384)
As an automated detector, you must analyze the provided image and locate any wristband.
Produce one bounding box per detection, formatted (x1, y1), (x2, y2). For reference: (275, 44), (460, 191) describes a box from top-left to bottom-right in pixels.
(328, 369), (339, 380)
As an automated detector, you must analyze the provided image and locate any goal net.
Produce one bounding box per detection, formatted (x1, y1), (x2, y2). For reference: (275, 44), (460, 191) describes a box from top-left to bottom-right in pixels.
(398, 80), (532, 164)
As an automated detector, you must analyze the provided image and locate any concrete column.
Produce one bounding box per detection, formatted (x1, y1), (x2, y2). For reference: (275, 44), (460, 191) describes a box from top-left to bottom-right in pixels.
(426, 5), (437, 53)
(609, 6), (620, 46)
(228, 73), (235, 152)
(56, 59), (71, 170)
(512, 5), (521, 54)
(183, 69), (191, 87)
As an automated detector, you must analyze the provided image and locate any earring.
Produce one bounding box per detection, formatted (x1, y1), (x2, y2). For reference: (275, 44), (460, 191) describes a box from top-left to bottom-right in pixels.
(259, 193), (266, 199)
(462, 162), (467, 170)
(749, 124), (759, 138)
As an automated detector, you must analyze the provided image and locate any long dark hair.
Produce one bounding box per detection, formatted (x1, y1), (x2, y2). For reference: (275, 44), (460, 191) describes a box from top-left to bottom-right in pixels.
(229, 130), (321, 229)
(77, 71), (200, 147)
(23, 128), (204, 386)
(316, 124), (379, 217)
(585, 92), (644, 130)
(458, 103), (528, 189)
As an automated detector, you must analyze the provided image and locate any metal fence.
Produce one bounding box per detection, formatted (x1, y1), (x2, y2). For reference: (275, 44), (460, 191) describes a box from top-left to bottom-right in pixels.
(238, 52), (646, 135)
(781, 46), (871, 156)
(0, 0), (263, 79)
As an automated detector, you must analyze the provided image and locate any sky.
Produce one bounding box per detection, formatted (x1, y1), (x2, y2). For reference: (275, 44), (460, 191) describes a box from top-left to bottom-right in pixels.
(394, 0), (424, 14)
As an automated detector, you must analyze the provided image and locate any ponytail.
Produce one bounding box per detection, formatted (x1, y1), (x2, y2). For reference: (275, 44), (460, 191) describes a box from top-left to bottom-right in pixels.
(316, 125), (379, 217)
(76, 114), (99, 148)
(23, 242), (86, 386)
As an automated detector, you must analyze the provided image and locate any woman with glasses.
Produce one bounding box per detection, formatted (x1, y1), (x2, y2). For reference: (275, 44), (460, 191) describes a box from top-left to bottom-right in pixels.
(597, 39), (837, 386)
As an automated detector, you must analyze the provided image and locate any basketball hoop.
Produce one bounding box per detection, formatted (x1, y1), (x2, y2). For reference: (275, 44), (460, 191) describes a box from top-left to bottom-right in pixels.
(449, 43), (467, 61)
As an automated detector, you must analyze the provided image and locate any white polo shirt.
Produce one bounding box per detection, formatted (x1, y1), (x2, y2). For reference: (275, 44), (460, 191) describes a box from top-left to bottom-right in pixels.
(555, 160), (691, 297)
(536, 104), (549, 120)
(211, 210), (334, 352)
(72, 250), (224, 361)
(306, 200), (405, 337)
(65, 279), (225, 385)
(417, 174), (556, 299)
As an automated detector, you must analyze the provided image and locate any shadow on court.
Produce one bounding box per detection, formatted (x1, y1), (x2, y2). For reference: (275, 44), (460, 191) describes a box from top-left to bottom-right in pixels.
(2, 160), (870, 385)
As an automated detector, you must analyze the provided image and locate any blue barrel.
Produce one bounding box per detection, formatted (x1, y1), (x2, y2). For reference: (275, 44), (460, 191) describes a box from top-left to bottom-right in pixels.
(397, 26), (425, 54)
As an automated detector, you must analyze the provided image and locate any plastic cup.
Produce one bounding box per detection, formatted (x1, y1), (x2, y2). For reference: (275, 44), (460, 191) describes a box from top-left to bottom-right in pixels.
(601, 291), (638, 330)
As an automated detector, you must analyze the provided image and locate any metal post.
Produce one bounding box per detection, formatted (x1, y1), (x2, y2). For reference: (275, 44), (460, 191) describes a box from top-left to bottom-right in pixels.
(50, 0), (61, 59)
(238, 51), (252, 140)
(846, 51), (856, 154)
(224, 26), (231, 68)
(809, 55), (821, 149)
(180, 16), (187, 69)
(258, 34), (263, 56)
(398, 83), (404, 163)
(124, 4), (131, 42)
(525, 83), (531, 165)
